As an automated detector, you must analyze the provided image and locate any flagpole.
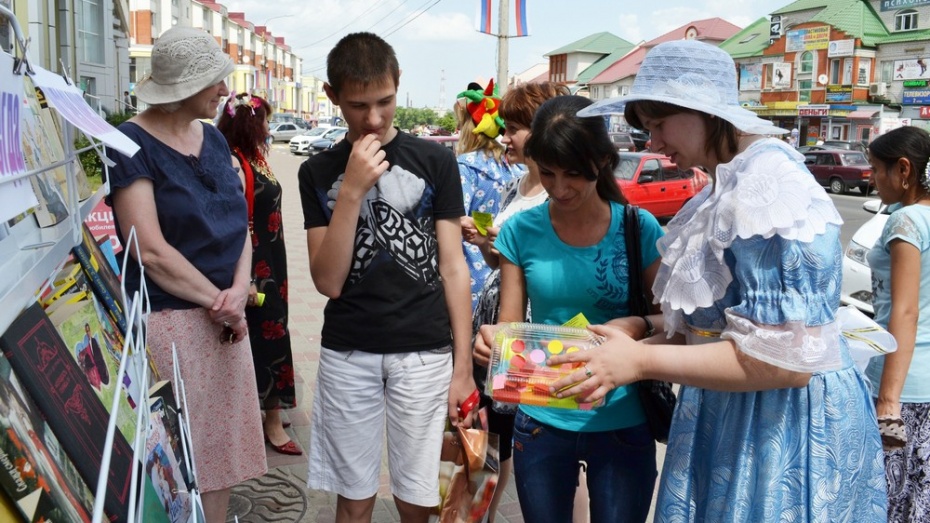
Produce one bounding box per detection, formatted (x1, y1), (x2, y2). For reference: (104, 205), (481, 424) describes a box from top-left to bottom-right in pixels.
(496, 0), (510, 95)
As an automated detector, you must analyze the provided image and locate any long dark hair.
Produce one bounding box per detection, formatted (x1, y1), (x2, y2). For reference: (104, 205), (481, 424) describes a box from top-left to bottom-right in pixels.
(524, 95), (626, 204)
(868, 126), (930, 190)
(216, 94), (272, 161)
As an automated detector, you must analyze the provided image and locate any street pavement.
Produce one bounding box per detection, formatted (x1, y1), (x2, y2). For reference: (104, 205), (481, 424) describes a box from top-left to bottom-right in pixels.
(225, 144), (668, 522)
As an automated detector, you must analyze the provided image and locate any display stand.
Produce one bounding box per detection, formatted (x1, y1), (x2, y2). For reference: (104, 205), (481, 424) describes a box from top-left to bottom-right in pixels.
(0, 6), (199, 522)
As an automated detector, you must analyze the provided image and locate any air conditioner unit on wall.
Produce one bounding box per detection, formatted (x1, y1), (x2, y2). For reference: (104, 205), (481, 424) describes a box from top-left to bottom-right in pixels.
(869, 82), (887, 96)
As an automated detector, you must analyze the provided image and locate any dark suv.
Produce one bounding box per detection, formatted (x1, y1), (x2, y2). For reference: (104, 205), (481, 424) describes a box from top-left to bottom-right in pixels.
(802, 150), (873, 195)
(608, 132), (636, 152)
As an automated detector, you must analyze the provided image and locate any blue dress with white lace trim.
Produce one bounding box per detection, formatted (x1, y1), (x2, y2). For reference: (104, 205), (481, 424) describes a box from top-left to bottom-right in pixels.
(652, 138), (887, 522)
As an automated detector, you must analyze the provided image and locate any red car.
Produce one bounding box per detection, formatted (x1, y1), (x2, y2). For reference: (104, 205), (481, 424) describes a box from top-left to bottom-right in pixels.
(613, 152), (710, 218)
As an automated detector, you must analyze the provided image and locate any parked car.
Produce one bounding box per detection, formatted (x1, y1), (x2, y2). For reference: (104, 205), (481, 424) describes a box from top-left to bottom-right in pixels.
(821, 140), (868, 153)
(307, 128), (349, 155)
(629, 130), (650, 151)
(269, 122), (304, 143)
(289, 126), (347, 155)
(307, 127), (349, 156)
(841, 199), (889, 315)
(288, 127), (328, 155)
(802, 149), (873, 195)
(613, 152), (710, 218)
(608, 132), (637, 152)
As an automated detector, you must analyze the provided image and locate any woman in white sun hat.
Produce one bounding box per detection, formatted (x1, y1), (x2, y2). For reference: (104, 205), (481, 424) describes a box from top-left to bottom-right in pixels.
(549, 39), (887, 521)
(106, 26), (267, 522)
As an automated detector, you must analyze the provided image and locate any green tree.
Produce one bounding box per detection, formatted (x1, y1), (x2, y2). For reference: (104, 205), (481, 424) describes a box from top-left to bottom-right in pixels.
(394, 107), (438, 131)
(437, 112), (457, 133)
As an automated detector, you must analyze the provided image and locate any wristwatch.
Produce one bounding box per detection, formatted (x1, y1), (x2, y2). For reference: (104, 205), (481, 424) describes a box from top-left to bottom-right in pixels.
(640, 316), (655, 339)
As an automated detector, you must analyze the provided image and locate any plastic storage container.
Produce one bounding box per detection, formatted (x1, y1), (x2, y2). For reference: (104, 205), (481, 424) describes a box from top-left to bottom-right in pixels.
(486, 323), (605, 410)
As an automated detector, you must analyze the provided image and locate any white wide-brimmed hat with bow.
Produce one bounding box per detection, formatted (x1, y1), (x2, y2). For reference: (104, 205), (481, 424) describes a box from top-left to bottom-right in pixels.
(134, 26), (235, 105)
(579, 39), (786, 135)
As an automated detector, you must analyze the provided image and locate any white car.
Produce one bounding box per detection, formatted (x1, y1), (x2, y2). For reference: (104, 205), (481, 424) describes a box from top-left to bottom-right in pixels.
(289, 126), (347, 156)
(841, 199), (890, 315)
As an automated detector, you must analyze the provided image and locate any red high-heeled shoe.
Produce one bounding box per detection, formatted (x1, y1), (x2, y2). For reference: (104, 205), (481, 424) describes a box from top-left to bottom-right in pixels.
(265, 435), (303, 456)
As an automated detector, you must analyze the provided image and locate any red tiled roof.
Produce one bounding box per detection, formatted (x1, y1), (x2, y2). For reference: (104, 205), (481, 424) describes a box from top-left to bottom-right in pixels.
(589, 17), (741, 85)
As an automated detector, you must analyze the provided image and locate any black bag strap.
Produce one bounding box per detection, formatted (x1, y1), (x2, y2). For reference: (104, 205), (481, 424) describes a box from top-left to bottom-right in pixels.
(624, 205), (649, 316)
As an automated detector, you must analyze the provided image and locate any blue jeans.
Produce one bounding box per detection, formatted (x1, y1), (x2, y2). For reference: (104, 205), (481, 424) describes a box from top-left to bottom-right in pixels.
(512, 410), (656, 523)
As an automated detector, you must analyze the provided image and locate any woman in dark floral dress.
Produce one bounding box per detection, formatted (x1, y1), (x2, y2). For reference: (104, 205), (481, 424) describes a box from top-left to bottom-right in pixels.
(218, 93), (300, 455)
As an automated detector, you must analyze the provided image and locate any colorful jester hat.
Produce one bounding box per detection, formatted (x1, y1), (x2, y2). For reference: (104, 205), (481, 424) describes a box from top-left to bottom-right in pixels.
(457, 79), (505, 139)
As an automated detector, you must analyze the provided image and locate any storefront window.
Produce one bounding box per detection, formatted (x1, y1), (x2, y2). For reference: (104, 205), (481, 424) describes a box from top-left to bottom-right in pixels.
(858, 59), (871, 86)
(882, 60), (894, 83)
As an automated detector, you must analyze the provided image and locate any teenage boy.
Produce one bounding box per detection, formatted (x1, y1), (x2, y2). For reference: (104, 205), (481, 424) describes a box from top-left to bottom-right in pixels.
(297, 32), (476, 523)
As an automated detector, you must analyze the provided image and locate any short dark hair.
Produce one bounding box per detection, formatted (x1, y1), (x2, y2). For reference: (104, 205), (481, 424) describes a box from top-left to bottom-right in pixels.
(499, 81), (570, 130)
(524, 95), (626, 204)
(868, 126), (930, 184)
(326, 32), (399, 95)
(625, 100), (738, 163)
(216, 94), (273, 161)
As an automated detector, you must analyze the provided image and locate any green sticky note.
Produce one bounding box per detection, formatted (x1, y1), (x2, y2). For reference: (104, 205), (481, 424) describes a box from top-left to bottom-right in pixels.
(472, 211), (493, 236)
(562, 313), (590, 328)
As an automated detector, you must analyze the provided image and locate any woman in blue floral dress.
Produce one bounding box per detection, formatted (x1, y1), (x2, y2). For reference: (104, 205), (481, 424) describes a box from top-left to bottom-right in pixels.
(455, 80), (523, 310)
(549, 40), (887, 522)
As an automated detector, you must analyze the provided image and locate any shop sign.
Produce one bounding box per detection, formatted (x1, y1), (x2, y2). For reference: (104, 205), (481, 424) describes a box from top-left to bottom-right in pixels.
(798, 104), (830, 117)
(904, 80), (928, 88)
(920, 106), (930, 118)
(903, 90), (930, 104)
(881, 0), (930, 11)
(827, 39), (855, 58)
(893, 58), (930, 81)
(826, 86), (853, 102)
(786, 26), (830, 52)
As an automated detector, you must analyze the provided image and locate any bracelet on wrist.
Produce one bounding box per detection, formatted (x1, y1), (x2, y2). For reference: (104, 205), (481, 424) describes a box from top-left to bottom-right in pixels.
(640, 316), (655, 339)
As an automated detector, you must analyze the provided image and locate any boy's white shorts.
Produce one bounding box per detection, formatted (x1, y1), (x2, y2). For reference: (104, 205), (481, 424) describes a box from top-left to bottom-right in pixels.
(308, 347), (453, 507)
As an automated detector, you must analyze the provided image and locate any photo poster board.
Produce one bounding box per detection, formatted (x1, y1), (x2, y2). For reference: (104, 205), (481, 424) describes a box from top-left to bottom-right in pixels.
(773, 63), (792, 89)
(0, 51), (40, 223)
(28, 66), (140, 158)
(740, 63), (762, 91)
(893, 58), (930, 81)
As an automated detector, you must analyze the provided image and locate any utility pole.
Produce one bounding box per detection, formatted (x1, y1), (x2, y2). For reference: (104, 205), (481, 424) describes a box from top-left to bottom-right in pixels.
(439, 69), (446, 110)
(496, 0), (509, 95)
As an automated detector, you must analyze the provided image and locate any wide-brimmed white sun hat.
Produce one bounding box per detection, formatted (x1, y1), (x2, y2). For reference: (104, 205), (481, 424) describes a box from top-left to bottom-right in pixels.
(579, 39), (786, 135)
(134, 26), (235, 105)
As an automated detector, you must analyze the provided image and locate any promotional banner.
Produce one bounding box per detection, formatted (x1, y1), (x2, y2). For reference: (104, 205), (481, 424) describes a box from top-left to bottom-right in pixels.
(740, 63), (762, 91)
(0, 51), (40, 222)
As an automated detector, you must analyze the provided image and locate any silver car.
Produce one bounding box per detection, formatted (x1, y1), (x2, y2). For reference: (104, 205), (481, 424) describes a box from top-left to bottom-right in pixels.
(288, 127), (328, 155)
(269, 122), (304, 143)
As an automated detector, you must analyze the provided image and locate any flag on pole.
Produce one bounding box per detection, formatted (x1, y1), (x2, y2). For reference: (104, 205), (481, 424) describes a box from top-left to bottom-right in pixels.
(515, 0), (529, 37)
(476, 0), (493, 34)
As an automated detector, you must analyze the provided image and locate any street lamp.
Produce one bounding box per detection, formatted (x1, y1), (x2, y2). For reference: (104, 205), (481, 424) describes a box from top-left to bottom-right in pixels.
(261, 15), (290, 29)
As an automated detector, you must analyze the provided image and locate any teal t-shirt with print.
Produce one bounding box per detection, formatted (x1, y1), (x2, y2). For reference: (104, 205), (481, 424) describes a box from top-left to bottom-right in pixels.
(495, 200), (664, 432)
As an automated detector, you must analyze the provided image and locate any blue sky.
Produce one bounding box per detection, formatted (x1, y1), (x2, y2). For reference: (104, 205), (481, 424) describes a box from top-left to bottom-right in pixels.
(224, 0), (788, 108)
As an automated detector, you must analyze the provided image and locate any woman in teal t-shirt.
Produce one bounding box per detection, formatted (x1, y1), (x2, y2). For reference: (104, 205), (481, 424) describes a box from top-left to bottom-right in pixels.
(864, 126), (930, 522)
(477, 95), (665, 522)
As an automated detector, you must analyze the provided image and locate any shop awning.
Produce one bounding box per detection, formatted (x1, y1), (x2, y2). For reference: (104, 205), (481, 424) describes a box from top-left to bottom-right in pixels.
(846, 110), (878, 119)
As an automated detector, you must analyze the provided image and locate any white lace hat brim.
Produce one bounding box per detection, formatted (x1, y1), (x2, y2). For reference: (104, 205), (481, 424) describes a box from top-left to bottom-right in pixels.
(578, 93), (787, 136)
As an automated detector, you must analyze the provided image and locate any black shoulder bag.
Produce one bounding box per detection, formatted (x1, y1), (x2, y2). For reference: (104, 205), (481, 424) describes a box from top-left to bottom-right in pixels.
(624, 204), (677, 444)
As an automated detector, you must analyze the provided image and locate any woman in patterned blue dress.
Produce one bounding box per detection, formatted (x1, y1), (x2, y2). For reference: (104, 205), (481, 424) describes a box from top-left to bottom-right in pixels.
(549, 40), (887, 522)
(456, 81), (523, 310)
